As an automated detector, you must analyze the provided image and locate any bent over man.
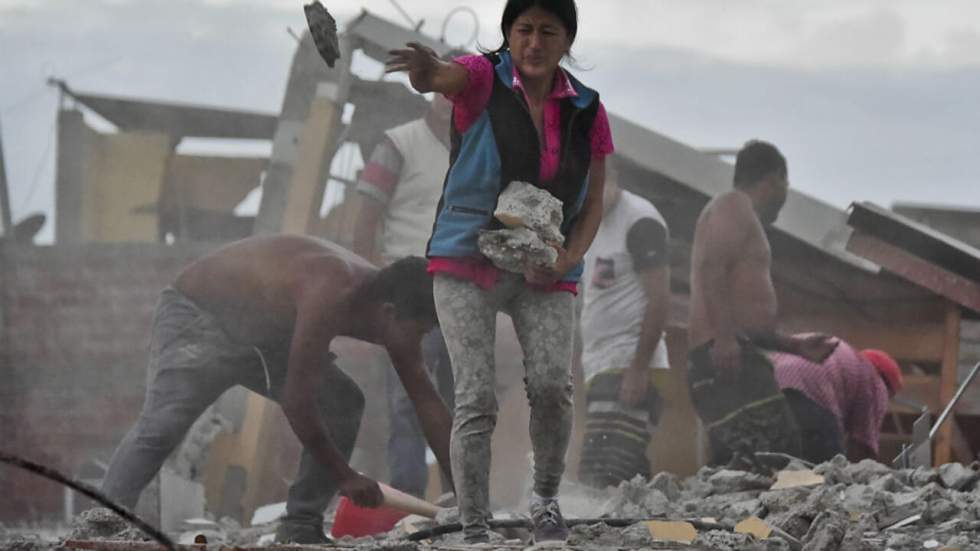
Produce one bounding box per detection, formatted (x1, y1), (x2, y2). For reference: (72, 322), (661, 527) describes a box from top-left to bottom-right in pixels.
(771, 338), (902, 463)
(687, 141), (837, 467)
(100, 235), (452, 544)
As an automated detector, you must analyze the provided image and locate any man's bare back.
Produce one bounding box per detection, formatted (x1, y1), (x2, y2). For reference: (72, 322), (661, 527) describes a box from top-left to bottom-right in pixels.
(175, 235), (374, 346)
(688, 190), (779, 349)
(168, 234), (452, 509)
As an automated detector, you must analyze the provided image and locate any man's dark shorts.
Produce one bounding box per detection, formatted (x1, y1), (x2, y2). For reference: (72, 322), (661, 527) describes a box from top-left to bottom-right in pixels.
(688, 340), (802, 465)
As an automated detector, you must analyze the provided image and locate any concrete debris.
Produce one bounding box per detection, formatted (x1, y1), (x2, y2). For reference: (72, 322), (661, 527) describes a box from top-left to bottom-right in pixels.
(649, 471), (683, 501)
(910, 465), (941, 487)
(937, 462), (978, 491)
(708, 469), (775, 494)
(492, 181), (564, 244)
(800, 510), (847, 551)
(304, 1), (340, 68)
(55, 457), (980, 551)
(68, 508), (136, 541)
(478, 226), (558, 272)
(171, 409), (231, 481)
(478, 182), (564, 272)
(0, 535), (60, 551)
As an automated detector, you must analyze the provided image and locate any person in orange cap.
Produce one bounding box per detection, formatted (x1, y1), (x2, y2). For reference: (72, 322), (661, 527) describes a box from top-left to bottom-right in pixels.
(769, 336), (902, 463)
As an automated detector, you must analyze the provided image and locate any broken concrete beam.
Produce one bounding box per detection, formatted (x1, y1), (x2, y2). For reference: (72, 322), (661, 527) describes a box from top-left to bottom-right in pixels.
(478, 227), (558, 272)
(493, 181), (564, 244)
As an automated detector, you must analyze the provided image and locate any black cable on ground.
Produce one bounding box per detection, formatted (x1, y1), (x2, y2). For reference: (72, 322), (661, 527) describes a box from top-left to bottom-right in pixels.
(0, 450), (176, 551)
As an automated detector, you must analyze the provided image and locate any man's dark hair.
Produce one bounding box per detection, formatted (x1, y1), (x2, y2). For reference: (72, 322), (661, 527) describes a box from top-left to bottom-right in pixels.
(359, 256), (437, 324)
(733, 140), (786, 189)
(494, 0), (578, 52)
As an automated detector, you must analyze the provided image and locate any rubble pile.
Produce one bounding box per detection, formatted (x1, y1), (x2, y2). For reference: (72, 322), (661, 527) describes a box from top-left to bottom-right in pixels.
(25, 455), (980, 550)
(592, 456), (980, 550)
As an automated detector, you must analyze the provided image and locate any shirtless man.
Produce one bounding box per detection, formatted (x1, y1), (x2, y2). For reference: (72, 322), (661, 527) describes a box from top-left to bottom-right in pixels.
(687, 140), (836, 466)
(100, 235), (452, 544)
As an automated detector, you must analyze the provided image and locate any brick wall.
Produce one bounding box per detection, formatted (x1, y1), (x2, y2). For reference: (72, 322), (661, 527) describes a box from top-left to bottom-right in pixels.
(0, 242), (213, 523)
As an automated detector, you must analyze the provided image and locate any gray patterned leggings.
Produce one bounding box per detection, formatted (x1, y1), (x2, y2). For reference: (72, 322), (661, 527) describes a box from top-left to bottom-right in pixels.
(433, 272), (574, 538)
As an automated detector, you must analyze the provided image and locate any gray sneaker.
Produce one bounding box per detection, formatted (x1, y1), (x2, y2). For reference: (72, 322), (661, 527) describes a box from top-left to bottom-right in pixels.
(275, 521), (332, 545)
(529, 498), (568, 544)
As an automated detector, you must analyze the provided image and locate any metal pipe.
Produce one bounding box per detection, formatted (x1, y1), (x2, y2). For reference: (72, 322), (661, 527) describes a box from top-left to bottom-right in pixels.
(929, 360), (980, 441)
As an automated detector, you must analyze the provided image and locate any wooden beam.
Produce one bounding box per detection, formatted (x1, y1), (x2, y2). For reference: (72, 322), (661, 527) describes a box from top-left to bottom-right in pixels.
(935, 301), (961, 465)
(951, 418), (975, 465)
(847, 232), (980, 313)
(780, 317), (945, 363)
(894, 374), (980, 416)
(254, 33), (353, 235)
(0, 117), (12, 236)
(280, 85), (343, 235)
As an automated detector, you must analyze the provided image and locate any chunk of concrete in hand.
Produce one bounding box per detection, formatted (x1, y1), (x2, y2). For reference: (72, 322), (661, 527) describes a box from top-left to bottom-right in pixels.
(478, 227), (558, 272)
(493, 181), (564, 244)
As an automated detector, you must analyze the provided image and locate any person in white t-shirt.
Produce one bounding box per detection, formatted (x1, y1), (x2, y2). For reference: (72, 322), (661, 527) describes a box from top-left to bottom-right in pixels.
(578, 155), (671, 488)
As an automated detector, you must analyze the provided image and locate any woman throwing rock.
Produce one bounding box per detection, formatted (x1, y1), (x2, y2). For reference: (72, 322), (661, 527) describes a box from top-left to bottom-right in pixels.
(387, 0), (612, 544)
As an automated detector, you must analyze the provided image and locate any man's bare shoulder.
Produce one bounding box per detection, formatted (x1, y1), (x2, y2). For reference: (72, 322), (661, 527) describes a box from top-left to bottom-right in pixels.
(286, 238), (376, 298)
(698, 191), (754, 228)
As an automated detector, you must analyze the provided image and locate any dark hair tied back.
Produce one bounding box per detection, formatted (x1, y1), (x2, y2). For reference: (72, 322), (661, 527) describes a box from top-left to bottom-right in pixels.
(495, 0), (578, 52)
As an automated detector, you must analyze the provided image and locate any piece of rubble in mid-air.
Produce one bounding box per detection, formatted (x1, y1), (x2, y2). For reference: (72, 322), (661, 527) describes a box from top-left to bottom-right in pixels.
(304, 1), (340, 68)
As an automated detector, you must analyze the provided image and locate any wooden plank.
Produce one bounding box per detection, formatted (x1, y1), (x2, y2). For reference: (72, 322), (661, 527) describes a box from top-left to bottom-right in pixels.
(254, 33), (352, 235)
(847, 232), (980, 313)
(780, 317), (945, 363)
(0, 117), (12, 236)
(935, 302), (961, 465)
(649, 328), (703, 476)
(890, 374), (980, 416)
(280, 86), (343, 235)
(951, 418), (975, 465)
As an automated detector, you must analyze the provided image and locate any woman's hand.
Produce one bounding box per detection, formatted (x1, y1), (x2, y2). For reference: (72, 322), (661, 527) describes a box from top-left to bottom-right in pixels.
(386, 42), (441, 93)
(523, 244), (575, 286)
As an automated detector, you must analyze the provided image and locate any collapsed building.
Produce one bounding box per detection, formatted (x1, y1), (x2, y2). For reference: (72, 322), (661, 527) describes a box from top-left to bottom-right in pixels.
(3, 6), (980, 551)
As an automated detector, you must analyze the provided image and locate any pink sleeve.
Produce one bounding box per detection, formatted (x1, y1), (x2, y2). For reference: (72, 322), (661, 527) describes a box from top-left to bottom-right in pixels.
(590, 102), (615, 159)
(845, 362), (888, 453)
(447, 55), (494, 134)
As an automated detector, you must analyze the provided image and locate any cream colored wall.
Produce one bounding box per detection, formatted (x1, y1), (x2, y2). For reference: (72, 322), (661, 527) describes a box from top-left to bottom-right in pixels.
(85, 130), (170, 242)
